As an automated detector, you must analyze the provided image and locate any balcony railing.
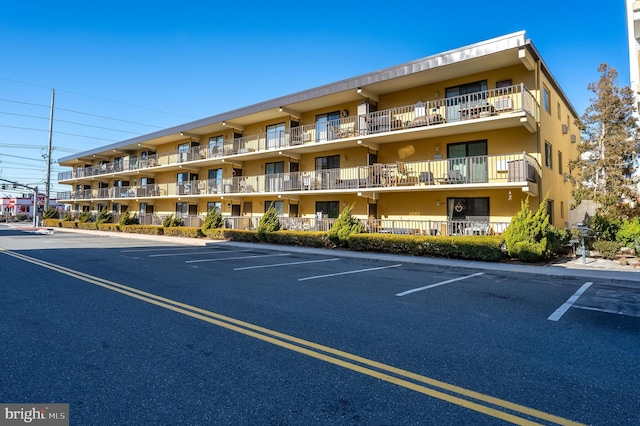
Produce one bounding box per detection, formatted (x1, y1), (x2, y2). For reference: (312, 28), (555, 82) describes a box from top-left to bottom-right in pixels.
(56, 152), (539, 202)
(58, 84), (538, 183)
(63, 212), (509, 237)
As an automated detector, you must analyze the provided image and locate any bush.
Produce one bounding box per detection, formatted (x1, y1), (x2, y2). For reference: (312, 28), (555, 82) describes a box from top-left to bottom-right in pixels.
(585, 213), (621, 242)
(61, 221), (78, 229)
(616, 217), (640, 248)
(162, 226), (203, 238)
(512, 241), (546, 263)
(119, 211), (138, 226)
(43, 208), (59, 219)
(43, 219), (61, 227)
(201, 209), (223, 234)
(162, 214), (183, 227)
(62, 212), (75, 222)
(97, 207), (113, 225)
(77, 222), (98, 230)
(78, 212), (93, 223)
(97, 223), (119, 232)
(348, 234), (504, 262)
(121, 225), (164, 235)
(327, 203), (362, 248)
(265, 231), (335, 248)
(592, 240), (623, 260)
(257, 203), (281, 240)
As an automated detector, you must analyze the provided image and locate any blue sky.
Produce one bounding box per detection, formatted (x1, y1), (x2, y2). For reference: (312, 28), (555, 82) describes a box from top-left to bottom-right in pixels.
(0, 1), (631, 196)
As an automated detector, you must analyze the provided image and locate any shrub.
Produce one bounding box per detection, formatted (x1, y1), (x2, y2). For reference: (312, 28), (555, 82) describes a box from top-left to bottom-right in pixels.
(616, 217), (640, 248)
(97, 223), (119, 232)
(327, 203), (362, 248)
(78, 212), (93, 223)
(161, 214), (183, 227)
(97, 207), (112, 225)
(585, 213), (621, 242)
(62, 212), (75, 221)
(512, 241), (546, 263)
(348, 234), (504, 262)
(503, 195), (564, 261)
(77, 222), (98, 230)
(201, 209), (223, 234)
(43, 218), (62, 227)
(43, 208), (59, 219)
(162, 226), (203, 238)
(265, 231), (335, 248)
(61, 221), (78, 229)
(257, 203), (281, 240)
(592, 240), (622, 260)
(121, 225), (164, 235)
(119, 211), (138, 226)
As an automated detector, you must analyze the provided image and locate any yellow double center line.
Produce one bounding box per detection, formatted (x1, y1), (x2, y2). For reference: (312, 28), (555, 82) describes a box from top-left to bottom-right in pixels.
(1, 248), (583, 425)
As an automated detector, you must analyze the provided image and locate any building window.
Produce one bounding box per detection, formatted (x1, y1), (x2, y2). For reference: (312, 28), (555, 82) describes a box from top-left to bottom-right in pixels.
(264, 200), (284, 215)
(560, 201), (564, 219)
(543, 86), (551, 114)
(558, 151), (563, 175)
(546, 199), (554, 225)
(316, 112), (341, 141)
(544, 141), (553, 169)
(315, 201), (340, 218)
(207, 201), (221, 212)
(209, 136), (224, 156)
(315, 155), (340, 170)
(266, 123), (286, 149)
(176, 202), (187, 217)
(557, 102), (561, 119)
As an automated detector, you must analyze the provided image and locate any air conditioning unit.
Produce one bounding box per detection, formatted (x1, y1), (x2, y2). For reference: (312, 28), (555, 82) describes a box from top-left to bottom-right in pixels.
(570, 134), (577, 143)
(562, 124), (568, 134)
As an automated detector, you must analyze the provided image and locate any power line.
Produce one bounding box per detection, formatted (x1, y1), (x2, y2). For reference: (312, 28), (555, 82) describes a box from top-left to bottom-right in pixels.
(0, 143), (79, 153)
(0, 110), (143, 135)
(0, 124), (118, 142)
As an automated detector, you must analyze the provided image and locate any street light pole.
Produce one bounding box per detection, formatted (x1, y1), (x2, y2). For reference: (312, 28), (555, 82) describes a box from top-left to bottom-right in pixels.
(45, 88), (55, 211)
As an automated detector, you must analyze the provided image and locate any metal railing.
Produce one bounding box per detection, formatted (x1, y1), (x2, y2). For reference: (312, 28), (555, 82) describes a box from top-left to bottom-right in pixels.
(56, 152), (540, 201)
(58, 84), (538, 182)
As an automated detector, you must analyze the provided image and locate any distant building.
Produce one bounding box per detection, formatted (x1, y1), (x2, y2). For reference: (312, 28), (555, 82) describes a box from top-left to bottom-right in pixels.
(1, 194), (64, 218)
(57, 31), (580, 234)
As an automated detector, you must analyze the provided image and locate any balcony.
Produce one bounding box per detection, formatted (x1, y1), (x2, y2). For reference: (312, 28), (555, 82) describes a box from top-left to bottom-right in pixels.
(58, 84), (538, 184)
(56, 152), (540, 202)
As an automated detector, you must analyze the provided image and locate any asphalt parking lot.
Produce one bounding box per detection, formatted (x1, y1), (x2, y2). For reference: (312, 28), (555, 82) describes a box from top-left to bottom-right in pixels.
(1, 227), (639, 425)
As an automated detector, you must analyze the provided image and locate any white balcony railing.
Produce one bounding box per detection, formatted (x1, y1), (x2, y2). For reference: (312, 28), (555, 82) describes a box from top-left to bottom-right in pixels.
(56, 152), (540, 202)
(58, 84), (538, 183)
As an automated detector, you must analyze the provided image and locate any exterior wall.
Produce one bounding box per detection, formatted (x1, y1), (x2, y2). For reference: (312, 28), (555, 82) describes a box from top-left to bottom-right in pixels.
(57, 32), (581, 233)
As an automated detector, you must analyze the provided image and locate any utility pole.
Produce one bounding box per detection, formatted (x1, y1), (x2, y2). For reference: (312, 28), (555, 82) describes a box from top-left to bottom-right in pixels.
(45, 88), (55, 210)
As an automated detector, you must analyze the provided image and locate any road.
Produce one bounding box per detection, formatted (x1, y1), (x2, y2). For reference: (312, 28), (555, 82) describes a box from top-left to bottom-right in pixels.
(1, 227), (639, 425)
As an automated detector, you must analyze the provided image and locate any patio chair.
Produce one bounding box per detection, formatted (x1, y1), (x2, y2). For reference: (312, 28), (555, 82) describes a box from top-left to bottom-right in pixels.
(396, 162), (417, 184)
(408, 101), (429, 127)
(439, 169), (464, 184)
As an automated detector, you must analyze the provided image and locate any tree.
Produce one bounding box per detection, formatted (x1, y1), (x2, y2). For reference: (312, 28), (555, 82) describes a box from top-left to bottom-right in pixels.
(257, 202), (281, 240)
(568, 64), (639, 218)
(328, 203), (362, 248)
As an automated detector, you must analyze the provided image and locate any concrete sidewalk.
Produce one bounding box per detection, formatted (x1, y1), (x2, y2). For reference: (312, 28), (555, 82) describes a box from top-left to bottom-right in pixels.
(4, 223), (639, 285)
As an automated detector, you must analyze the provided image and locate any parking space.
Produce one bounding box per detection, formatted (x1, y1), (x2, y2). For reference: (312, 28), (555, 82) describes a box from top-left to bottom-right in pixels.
(116, 243), (640, 323)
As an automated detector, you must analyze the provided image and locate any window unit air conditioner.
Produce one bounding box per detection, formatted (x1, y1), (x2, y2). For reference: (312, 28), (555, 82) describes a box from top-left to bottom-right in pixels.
(562, 124), (568, 134)
(570, 134), (576, 143)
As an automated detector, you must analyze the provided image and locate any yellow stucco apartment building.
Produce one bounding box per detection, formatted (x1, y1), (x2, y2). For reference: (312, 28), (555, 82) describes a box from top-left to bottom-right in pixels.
(57, 31), (580, 236)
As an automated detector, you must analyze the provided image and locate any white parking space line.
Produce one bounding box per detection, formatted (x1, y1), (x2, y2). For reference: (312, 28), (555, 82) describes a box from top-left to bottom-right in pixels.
(185, 253), (291, 264)
(121, 247), (212, 253)
(234, 258), (340, 271)
(298, 264), (402, 281)
(395, 272), (485, 297)
(150, 249), (252, 257)
(548, 282), (594, 322)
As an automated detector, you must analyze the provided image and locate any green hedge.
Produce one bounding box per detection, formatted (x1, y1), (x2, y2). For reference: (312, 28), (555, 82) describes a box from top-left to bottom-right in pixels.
(348, 234), (504, 262)
(162, 226), (203, 238)
(97, 223), (120, 232)
(77, 222), (97, 230)
(206, 229), (261, 242)
(121, 225), (164, 235)
(43, 219), (62, 228)
(60, 221), (78, 229)
(265, 231), (335, 248)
